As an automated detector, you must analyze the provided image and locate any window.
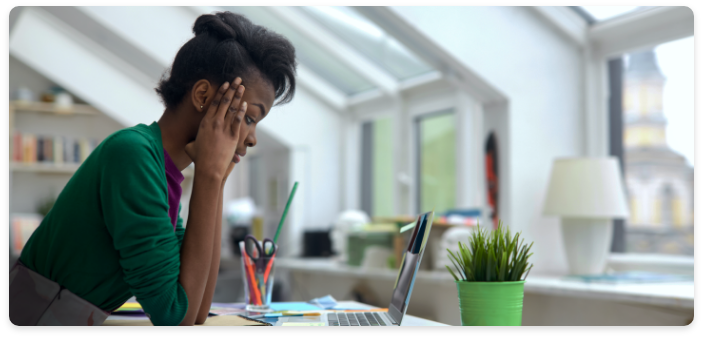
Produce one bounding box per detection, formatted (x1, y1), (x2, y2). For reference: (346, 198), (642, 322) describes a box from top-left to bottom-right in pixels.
(580, 6), (640, 21)
(360, 118), (394, 217)
(415, 110), (456, 214)
(609, 37), (694, 256)
(224, 6), (376, 95)
(299, 6), (434, 81)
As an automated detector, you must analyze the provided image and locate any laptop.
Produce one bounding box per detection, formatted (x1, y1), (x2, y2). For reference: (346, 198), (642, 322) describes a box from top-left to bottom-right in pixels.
(276, 210), (435, 326)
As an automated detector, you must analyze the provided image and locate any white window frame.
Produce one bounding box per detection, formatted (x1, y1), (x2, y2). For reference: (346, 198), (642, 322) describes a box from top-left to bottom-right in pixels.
(580, 6), (694, 270)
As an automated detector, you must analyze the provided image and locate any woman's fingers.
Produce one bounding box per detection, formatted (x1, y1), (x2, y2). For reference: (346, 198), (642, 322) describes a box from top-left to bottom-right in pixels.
(230, 102), (247, 139)
(224, 85), (245, 129)
(204, 81), (230, 120)
(215, 78), (242, 123)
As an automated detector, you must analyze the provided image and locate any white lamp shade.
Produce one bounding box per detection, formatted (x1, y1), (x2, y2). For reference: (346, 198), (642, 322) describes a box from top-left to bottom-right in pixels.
(543, 157), (629, 219)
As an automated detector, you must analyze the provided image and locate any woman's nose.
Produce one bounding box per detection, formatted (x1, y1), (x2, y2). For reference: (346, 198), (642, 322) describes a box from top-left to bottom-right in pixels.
(246, 131), (257, 148)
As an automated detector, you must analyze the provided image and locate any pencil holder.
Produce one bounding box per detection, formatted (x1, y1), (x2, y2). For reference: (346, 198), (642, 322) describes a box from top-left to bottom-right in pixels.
(239, 241), (276, 312)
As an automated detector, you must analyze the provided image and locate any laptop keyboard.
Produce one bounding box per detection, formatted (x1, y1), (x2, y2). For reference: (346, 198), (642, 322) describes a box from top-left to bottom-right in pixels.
(327, 312), (387, 326)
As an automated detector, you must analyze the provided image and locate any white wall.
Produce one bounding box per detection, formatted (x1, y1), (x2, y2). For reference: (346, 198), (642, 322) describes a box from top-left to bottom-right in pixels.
(390, 6), (585, 274)
(9, 55), (54, 101)
(258, 88), (345, 256)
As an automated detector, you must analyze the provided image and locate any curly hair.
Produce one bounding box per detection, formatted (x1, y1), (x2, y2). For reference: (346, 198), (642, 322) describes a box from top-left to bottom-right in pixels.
(155, 11), (297, 109)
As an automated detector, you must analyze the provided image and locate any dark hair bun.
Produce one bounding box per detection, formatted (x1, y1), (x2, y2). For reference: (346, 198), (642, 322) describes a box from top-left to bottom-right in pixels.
(156, 11), (297, 109)
(193, 13), (237, 40)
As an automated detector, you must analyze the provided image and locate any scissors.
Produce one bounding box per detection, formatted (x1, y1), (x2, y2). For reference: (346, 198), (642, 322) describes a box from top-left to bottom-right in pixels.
(243, 234), (276, 273)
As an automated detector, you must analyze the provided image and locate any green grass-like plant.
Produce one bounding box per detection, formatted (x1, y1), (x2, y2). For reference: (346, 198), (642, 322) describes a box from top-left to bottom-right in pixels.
(446, 221), (534, 282)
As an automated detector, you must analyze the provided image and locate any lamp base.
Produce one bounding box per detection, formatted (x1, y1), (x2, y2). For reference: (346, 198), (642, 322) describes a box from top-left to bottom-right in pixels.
(561, 218), (613, 275)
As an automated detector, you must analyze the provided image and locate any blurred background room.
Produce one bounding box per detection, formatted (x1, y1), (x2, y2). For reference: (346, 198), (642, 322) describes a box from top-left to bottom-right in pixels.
(8, 6), (694, 326)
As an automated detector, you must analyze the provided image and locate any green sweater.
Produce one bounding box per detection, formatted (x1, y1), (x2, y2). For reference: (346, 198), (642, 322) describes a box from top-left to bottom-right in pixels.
(20, 122), (188, 326)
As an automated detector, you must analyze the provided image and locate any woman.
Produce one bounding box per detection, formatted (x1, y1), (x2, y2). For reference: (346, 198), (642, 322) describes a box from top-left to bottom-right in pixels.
(9, 11), (296, 326)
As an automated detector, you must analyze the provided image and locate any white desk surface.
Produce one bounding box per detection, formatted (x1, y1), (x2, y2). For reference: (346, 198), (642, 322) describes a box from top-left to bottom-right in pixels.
(334, 301), (448, 326)
(106, 300), (447, 326)
(277, 257), (694, 309)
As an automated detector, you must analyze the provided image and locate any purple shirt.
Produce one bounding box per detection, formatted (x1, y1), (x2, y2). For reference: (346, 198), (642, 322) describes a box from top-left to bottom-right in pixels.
(163, 149), (184, 230)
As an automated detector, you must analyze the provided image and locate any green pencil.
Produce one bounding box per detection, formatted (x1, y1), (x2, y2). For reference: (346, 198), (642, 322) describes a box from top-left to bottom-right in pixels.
(270, 181), (298, 254)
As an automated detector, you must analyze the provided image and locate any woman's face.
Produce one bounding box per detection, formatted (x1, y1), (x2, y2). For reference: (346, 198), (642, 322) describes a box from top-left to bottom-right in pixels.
(231, 75), (275, 163)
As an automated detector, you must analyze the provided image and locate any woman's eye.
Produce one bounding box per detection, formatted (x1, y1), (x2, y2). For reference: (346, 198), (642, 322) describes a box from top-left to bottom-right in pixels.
(245, 116), (254, 125)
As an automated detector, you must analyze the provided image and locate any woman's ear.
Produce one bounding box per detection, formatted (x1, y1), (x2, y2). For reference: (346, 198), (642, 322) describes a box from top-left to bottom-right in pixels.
(191, 79), (212, 113)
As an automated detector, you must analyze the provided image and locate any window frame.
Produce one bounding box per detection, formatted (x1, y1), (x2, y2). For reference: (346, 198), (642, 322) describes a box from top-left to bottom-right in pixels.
(604, 35), (693, 258)
(608, 57), (626, 253)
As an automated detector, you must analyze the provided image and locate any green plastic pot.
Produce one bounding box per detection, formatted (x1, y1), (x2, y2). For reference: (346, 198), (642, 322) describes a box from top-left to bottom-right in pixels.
(455, 280), (525, 326)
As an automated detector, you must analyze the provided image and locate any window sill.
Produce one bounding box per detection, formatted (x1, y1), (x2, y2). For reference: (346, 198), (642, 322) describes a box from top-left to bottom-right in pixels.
(607, 253), (694, 275)
(274, 257), (694, 310)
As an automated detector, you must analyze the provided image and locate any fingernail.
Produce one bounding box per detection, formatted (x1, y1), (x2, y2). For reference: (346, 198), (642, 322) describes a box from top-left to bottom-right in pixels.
(223, 82), (230, 89)
(242, 102), (248, 110)
(235, 77), (242, 84)
(238, 86), (245, 93)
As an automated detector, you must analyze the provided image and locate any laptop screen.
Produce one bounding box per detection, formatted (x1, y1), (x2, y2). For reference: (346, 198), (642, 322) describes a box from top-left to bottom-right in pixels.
(388, 211), (434, 325)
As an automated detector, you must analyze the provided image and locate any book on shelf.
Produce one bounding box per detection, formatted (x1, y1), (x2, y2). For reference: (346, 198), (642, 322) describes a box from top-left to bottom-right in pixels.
(43, 137), (53, 163)
(10, 213), (43, 256)
(12, 132), (22, 162)
(37, 137), (44, 162)
(79, 138), (91, 162)
(54, 136), (64, 165)
(64, 136), (75, 165)
(11, 133), (99, 167)
(22, 133), (36, 163)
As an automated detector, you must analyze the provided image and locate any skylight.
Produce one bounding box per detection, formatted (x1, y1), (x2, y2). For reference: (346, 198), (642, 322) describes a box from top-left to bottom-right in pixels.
(300, 6), (435, 81)
(224, 6), (377, 95)
(580, 6), (640, 22)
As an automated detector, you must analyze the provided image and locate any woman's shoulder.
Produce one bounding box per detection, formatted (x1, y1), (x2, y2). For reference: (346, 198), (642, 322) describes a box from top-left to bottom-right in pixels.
(97, 124), (163, 165)
(102, 124), (158, 152)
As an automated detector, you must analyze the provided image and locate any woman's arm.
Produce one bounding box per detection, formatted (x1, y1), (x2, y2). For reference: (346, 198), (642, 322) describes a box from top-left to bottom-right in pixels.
(194, 163), (233, 324)
(178, 168), (220, 326)
(179, 79), (247, 326)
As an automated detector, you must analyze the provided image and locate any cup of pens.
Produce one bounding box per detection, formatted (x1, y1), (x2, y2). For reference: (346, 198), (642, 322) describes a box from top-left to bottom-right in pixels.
(240, 181), (299, 312)
(240, 235), (276, 312)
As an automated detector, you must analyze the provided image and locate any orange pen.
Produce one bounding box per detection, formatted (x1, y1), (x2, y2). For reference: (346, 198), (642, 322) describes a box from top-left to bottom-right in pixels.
(264, 252), (276, 283)
(242, 250), (263, 305)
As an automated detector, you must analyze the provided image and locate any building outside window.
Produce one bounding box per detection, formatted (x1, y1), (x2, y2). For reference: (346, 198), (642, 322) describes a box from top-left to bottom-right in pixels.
(618, 37), (694, 256)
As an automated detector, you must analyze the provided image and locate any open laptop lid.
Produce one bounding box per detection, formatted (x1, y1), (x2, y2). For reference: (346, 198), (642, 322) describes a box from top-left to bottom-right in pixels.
(387, 211), (434, 325)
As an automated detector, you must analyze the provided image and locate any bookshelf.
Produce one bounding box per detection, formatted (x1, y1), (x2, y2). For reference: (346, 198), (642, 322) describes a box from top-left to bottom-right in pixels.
(9, 100), (196, 257)
(10, 162), (82, 174)
(9, 161), (195, 177)
(8, 101), (195, 214)
(12, 101), (100, 116)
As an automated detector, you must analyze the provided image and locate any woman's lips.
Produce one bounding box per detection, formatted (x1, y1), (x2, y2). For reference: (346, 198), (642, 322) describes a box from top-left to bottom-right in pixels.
(234, 153), (241, 163)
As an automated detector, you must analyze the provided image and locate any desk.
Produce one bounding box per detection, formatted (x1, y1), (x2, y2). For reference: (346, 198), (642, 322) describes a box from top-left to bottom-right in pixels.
(104, 301), (447, 326)
(333, 301), (447, 326)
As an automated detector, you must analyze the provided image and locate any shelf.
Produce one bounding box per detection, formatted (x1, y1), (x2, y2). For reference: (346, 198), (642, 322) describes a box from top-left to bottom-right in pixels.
(11, 162), (196, 178)
(10, 162), (81, 174)
(10, 101), (99, 116)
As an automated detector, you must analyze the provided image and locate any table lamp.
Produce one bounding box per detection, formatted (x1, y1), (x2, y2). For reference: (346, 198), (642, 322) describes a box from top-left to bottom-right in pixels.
(543, 157), (629, 275)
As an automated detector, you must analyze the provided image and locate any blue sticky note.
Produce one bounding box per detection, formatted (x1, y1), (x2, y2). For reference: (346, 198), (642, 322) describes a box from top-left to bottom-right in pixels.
(270, 302), (322, 311)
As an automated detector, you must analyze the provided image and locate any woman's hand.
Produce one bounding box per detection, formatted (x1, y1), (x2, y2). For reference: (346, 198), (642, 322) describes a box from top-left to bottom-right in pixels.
(185, 143), (236, 185)
(191, 78), (248, 181)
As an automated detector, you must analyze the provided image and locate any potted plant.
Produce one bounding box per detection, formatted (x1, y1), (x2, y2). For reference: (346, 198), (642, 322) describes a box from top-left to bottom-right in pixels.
(445, 221), (534, 326)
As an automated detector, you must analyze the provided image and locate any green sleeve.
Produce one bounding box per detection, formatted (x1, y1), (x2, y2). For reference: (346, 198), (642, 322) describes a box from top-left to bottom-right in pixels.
(175, 204), (185, 248)
(99, 131), (188, 326)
